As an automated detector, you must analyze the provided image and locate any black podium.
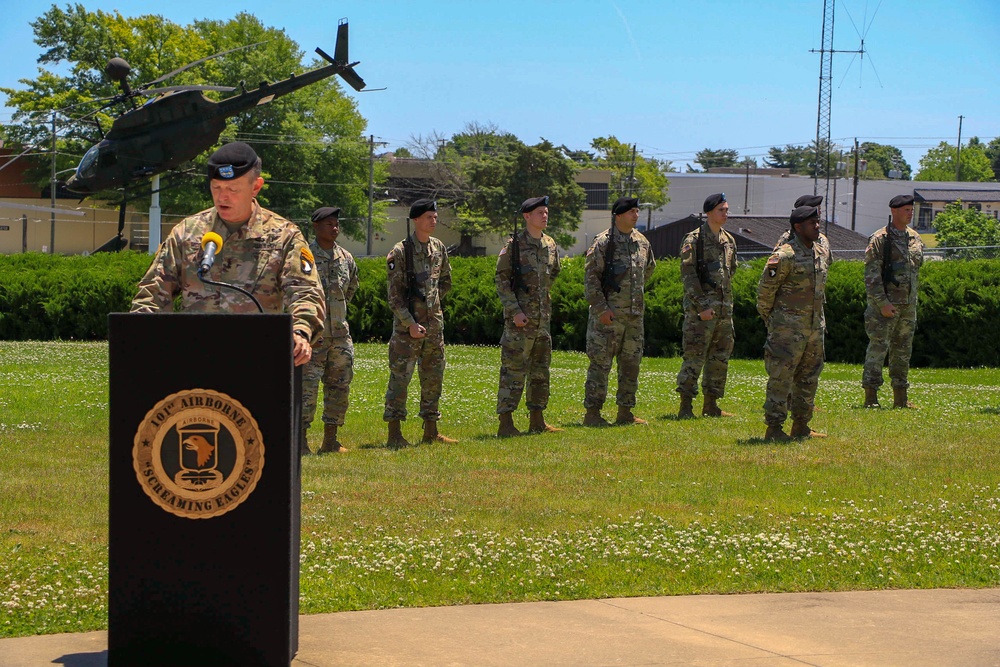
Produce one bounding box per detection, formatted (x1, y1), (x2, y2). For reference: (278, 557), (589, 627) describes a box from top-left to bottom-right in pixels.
(108, 313), (301, 667)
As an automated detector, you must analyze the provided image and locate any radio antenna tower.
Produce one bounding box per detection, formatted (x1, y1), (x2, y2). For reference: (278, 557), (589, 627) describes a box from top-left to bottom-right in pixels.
(810, 0), (879, 223)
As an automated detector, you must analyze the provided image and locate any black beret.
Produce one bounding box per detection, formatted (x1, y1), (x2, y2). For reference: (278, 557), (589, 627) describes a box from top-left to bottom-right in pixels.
(207, 142), (258, 180)
(790, 205), (820, 227)
(889, 194), (914, 208)
(311, 206), (342, 222)
(409, 199), (437, 219)
(703, 193), (727, 213)
(794, 194), (823, 208)
(612, 197), (640, 215)
(520, 196), (549, 213)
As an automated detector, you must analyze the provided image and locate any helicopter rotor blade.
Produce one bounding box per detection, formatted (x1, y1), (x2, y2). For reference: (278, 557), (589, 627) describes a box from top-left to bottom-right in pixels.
(141, 85), (237, 95)
(142, 41), (267, 88)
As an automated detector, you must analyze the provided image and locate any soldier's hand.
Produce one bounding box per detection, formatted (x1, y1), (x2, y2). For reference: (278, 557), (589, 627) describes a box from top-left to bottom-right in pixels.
(880, 303), (898, 318)
(409, 323), (427, 339)
(513, 312), (529, 327)
(699, 308), (715, 321)
(292, 334), (312, 367)
(599, 309), (615, 326)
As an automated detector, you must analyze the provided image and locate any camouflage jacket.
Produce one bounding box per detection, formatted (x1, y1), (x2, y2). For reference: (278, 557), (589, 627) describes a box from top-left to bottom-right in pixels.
(495, 230), (561, 328)
(679, 223), (738, 313)
(864, 224), (924, 308)
(775, 229), (832, 262)
(312, 240), (358, 340)
(131, 202), (326, 343)
(584, 226), (656, 318)
(757, 232), (831, 333)
(386, 233), (452, 334)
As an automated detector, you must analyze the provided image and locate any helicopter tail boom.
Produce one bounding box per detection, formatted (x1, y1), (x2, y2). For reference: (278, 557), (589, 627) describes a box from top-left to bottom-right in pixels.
(315, 19), (366, 91)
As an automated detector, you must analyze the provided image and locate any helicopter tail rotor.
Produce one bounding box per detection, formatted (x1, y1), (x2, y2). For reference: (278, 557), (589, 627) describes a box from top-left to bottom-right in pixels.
(315, 19), (366, 91)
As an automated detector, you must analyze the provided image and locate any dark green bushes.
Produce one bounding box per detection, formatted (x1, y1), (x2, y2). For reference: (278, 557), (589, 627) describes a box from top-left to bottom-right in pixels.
(3, 252), (999, 368)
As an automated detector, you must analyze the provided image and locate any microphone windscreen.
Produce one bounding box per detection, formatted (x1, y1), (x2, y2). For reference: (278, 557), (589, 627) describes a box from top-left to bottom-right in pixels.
(201, 231), (224, 251)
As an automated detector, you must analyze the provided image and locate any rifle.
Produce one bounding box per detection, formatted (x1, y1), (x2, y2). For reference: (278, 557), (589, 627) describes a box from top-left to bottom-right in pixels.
(881, 224), (900, 288)
(601, 216), (621, 297)
(403, 217), (425, 320)
(696, 226), (718, 289)
(509, 214), (526, 295)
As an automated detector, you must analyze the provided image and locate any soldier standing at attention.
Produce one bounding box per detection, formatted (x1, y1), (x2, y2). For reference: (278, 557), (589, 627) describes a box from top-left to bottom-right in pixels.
(675, 193), (738, 419)
(301, 207), (358, 455)
(582, 196), (656, 427)
(756, 205), (831, 441)
(862, 194), (924, 408)
(383, 199), (457, 448)
(774, 194), (832, 257)
(131, 141), (324, 371)
(495, 196), (563, 437)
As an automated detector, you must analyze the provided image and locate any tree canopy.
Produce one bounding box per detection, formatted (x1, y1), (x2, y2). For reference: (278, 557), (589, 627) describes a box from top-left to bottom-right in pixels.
(694, 148), (739, 171)
(590, 136), (671, 210)
(915, 140), (995, 182)
(932, 201), (1000, 258)
(1, 5), (385, 239)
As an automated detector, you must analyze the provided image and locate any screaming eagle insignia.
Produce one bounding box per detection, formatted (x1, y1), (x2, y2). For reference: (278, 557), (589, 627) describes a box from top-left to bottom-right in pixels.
(133, 389), (265, 519)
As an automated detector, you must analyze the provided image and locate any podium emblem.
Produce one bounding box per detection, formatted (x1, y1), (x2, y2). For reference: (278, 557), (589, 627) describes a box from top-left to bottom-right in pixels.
(133, 389), (265, 519)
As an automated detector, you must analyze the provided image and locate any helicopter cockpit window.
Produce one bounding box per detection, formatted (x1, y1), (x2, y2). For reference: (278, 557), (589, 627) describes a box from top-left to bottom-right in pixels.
(77, 144), (101, 180)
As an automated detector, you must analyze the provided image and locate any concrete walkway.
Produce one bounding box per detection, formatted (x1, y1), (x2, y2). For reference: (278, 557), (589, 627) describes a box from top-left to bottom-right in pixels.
(2, 588), (998, 667)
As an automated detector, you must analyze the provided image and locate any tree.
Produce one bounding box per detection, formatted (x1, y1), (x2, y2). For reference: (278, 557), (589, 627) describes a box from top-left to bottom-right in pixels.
(408, 123), (586, 247)
(694, 148), (739, 171)
(984, 137), (1000, 182)
(915, 140), (995, 182)
(590, 136), (670, 209)
(933, 200), (1000, 258)
(1, 6), (385, 239)
(857, 142), (912, 180)
(764, 144), (813, 174)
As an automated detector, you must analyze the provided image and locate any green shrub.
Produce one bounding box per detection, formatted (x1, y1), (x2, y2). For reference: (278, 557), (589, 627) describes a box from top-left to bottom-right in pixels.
(2, 252), (1000, 369)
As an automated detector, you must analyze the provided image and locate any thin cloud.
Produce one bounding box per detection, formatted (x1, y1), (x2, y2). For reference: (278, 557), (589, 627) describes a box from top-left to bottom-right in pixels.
(612, 2), (642, 61)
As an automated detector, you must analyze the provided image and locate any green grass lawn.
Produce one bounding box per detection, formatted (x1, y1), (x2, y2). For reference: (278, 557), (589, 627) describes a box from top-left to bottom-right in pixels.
(2, 340), (999, 638)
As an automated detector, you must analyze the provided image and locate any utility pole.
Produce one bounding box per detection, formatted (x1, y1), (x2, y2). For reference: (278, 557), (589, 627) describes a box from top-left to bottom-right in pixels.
(366, 134), (388, 256)
(955, 115), (964, 182)
(850, 138), (860, 231)
(626, 143), (637, 196)
(49, 112), (56, 254)
(743, 162), (751, 214)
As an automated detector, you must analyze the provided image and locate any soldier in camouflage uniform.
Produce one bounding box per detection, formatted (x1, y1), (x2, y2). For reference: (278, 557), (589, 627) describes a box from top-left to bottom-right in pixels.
(774, 194), (832, 258)
(676, 193), (738, 419)
(301, 207), (359, 454)
(495, 196), (563, 437)
(756, 205), (831, 441)
(383, 199), (456, 448)
(583, 196), (656, 426)
(132, 142), (325, 420)
(862, 194), (924, 409)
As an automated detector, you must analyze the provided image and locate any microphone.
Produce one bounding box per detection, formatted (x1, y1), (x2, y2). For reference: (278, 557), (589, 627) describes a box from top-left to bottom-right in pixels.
(199, 232), (224, 274)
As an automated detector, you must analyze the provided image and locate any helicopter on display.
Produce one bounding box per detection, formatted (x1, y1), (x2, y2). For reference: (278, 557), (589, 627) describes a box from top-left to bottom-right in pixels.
(64, 18), (366, 196)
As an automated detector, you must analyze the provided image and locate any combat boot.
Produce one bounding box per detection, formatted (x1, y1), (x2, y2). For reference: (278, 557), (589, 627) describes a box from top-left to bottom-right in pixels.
(790, 420), (827, 438)
(763, 424), (792, 442)
(319, 423), (347, 453)
(893, 386), (917, 409)
(497, 412), (523, 438)
(583, 407), (610, 427)
(702, 394), (735, 418)
(615, 406), (648, 425)
(529, 409), (563, 434)
(300, 427), (313, 456)
(677, 395), (696, 420)
(423, 419), (458, 444)
(863, 386), (880, 408)
(387, 420), (411, 449)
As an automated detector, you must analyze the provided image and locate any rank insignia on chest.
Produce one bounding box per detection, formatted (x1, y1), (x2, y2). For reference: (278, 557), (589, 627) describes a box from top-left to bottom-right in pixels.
(300, 247), (315, 274)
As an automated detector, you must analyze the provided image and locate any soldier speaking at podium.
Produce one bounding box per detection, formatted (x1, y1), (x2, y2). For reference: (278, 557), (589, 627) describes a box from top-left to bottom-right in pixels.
(131, 142), (325, 366)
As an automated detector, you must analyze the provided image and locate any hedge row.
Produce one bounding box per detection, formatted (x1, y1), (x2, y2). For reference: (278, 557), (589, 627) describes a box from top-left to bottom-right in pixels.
(2, 252), (999, 367)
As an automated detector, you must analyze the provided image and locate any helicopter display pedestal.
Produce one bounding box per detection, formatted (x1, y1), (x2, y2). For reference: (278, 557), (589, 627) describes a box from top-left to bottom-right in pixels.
(107, 313), (301, 667)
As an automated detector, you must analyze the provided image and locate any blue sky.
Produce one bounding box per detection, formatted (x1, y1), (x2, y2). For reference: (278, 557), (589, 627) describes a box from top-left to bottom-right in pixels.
(1, 1), (997, 173)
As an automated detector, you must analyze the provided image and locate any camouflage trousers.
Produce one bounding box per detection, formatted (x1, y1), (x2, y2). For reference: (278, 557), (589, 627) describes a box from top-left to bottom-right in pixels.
(302, 334), (354, 427)
(863, 302), (917, 389)
(763, 327), (825, 426)
(497, 325), (552, 414)
(584, 312), (644, 410)
(383, 329), (445, 422)
(676, 311), (735, 398)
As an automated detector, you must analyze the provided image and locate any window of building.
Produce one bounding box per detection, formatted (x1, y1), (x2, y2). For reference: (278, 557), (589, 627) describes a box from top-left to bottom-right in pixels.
(969, 202), (982, 211)
(581, 182), (609, 210)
